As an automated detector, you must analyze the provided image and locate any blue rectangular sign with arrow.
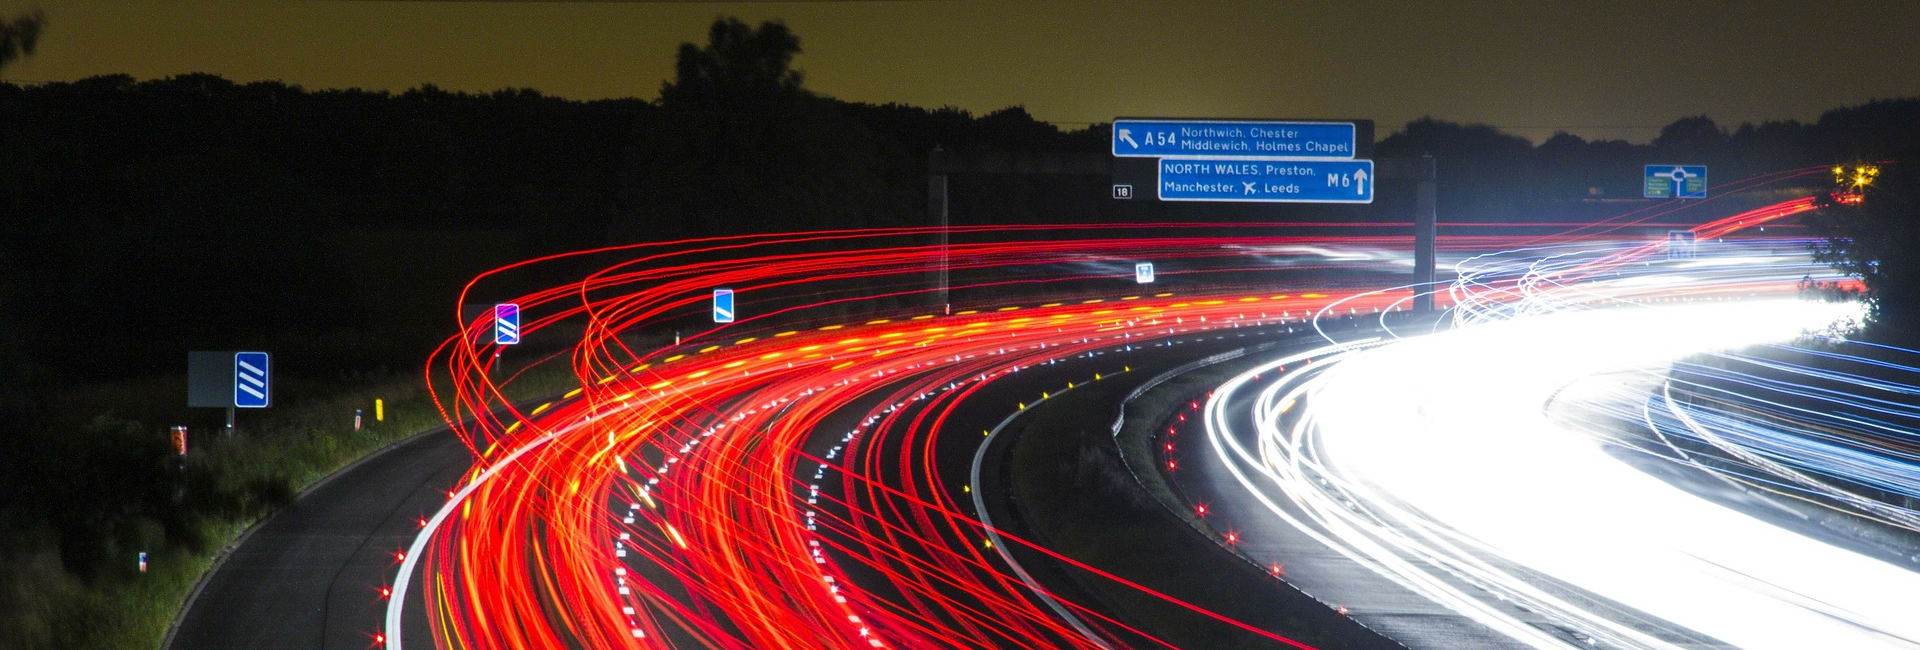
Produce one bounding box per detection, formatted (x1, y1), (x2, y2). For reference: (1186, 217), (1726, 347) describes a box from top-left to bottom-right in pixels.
(713, 289), (735, 323)
(494, 303), (521, 345)
(1113, 119), (1356, 159)
(1157, 158), (1374, 203)
(233, 351), (270, 408)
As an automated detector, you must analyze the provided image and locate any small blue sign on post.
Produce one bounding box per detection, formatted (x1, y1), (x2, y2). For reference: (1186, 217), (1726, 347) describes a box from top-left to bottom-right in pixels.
(1135, 262), (1155, 284)
(233, 352), (270, 408)
(1645, 165), (1708, 199)
(1113, 120), (1357, 159)
(713, 289), (735, 323)
(494, 303), (521, 345)
(1668, 231), (1697, 260)
(1158, 158), (1374, 203)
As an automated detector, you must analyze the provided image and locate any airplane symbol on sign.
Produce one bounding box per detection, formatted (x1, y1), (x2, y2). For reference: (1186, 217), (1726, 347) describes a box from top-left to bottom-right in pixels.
(1243, 181), (1257, 195)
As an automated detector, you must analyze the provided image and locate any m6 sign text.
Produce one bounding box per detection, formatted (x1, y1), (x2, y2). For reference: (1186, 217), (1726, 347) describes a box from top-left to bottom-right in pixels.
(1158, 158), (1373, 203)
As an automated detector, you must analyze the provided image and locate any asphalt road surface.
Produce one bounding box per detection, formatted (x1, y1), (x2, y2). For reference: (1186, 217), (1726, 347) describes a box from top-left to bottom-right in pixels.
(168, 427), (470, 650)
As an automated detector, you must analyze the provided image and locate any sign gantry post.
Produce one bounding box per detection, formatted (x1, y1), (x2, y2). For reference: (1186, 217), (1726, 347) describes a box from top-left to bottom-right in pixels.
(1107, 117), (1450, 311)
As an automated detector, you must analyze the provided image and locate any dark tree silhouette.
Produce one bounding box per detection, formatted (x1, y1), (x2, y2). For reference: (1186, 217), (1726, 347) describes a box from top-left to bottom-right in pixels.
(0, 8), (43, 73)
(1808, 157), (1920, 343)
(660, 18), (806, 106)
(1652, 115), (1728, 151)
(622, 18), (899, 239)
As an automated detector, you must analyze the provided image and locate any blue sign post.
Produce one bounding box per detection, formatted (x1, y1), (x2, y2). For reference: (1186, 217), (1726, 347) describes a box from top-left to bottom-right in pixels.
(494, 303), (521, 345)
(1158, 158), (1374, 203)
(713, 289), (735, 323)
(1113, 120), (1357, 159)
(234, 352), (270, 408)
(1667, 231), (1697, 260)
(1135, 262), (1155, 284)
(1645, 165), (1708, 199)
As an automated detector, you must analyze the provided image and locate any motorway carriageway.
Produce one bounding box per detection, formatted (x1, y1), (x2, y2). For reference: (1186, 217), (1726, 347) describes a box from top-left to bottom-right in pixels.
(1192, 240), (1920, 649)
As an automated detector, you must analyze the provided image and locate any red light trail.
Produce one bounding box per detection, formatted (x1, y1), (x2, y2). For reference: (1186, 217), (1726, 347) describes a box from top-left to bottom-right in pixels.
(381, 172), (1842, 649)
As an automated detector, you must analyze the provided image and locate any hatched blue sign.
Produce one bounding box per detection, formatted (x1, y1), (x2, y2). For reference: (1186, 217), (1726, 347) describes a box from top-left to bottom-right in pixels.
(1158, 158), (1373, 203)
(234, 352), (270, 408)
(494, 303), (521, 345)
(713, 289), (735, 323)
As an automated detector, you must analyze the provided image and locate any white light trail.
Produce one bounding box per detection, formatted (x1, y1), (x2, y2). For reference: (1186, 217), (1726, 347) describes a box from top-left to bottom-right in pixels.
(1208, 242), (1920, 649)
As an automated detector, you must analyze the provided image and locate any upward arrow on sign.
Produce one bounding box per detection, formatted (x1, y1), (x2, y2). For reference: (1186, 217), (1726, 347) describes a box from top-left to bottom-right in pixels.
(1353, 168), (1369, 196)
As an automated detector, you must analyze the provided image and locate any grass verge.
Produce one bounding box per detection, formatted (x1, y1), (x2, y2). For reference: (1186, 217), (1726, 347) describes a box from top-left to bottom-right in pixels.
(0, 358), (583, 650)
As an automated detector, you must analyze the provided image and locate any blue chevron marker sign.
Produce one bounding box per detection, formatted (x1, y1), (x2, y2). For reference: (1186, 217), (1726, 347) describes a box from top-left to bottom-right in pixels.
(234, 351), (270, 408)
(713, 289), (735, 323)
(495, 303), (521, 345)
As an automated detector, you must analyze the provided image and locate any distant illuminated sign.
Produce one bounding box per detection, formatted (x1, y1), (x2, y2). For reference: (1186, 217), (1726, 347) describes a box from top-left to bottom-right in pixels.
(1668, 230), (1697, 260)
(1135, 262), (1155, 283)
(1646, 165), (1707, 199)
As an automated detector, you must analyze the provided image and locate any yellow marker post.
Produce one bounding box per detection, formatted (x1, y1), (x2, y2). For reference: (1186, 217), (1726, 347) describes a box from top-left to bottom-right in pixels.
(375, 399), (384, 422)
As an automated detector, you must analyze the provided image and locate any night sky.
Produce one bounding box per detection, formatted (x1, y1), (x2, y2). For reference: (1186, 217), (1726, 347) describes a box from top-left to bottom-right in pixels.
(6, 0), (1918, 143)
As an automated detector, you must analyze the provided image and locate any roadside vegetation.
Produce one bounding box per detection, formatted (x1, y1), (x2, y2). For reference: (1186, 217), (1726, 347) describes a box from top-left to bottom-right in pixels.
(0, 361), (580, 650)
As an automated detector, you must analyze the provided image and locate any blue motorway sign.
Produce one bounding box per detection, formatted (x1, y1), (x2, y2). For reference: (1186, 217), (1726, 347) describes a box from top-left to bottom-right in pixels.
(713, 289), (735, 323)
(1645, 165), (1708, 199)
(1667, 231), (1697, 260)
(494, 303), (521, 345)
(1135, 262), (1155, 284)
(234, 351), (270, 408)
(1113, 119), (1356, 159)
(1158, 158), (1374, 203)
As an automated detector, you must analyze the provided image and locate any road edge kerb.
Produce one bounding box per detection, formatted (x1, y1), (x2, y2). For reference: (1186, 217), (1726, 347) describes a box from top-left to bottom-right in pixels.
(157, 419), (454, 650)
(159, 394), (553, 650)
